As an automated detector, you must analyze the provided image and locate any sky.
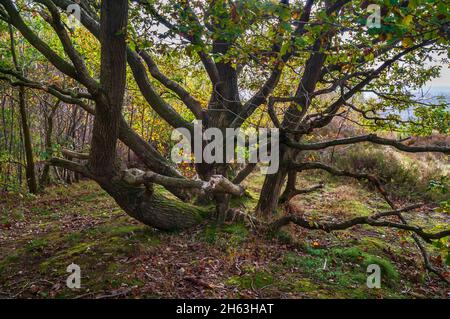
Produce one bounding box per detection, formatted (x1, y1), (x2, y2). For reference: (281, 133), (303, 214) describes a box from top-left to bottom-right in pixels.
(427, 66), (450, 91)
(424, 52), (450, 92)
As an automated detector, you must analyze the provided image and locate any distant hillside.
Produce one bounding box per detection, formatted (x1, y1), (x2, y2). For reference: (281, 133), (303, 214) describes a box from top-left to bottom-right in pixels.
(420, 87), (450, 101)
(397, 87), (450, 120)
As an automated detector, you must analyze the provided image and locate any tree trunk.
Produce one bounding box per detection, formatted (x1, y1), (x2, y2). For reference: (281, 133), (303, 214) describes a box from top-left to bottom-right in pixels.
(82, 0), (205, 230)
(279, 170), (297, 204)
(118, 118), (193, 201)
(9, 24), (37, 193)
(17, 86), (37, 193)
(255, 146), (295, 217)
(99, 177), (206, 230)
(39, 101), (58, 189)
(255, 167), (287, 217)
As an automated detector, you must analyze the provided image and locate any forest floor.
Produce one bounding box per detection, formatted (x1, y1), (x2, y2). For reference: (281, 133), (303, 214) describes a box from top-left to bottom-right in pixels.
(0, 173), (449, 299)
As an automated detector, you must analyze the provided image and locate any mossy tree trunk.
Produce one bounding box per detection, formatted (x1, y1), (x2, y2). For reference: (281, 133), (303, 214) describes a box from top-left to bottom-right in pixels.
(97, 177), (206, 230)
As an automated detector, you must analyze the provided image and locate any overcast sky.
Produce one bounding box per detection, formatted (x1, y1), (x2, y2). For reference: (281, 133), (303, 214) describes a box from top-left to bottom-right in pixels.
(424, 51), (450, 91)
(427, 65), (450, 89)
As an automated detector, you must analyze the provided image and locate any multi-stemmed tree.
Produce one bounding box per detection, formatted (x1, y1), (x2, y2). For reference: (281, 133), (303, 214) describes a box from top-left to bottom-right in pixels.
(0, 0), (449, 278)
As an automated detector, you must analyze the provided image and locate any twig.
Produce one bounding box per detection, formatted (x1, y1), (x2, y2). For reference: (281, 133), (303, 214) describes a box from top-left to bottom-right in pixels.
(95, 288), (132, 299)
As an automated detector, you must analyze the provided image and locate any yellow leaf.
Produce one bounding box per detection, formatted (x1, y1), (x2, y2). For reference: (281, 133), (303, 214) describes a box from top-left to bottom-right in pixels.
(402, 38), (413, 48)
(402, 15), (413, 26)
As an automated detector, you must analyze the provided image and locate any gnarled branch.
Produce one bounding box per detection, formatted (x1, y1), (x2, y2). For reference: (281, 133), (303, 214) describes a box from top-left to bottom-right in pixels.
(270, 204), (449, 243)
(284, 134), (450, 154)
(138, 50), (203, 119)
(48, 157), (90, 177)
(122, 169), (245, 197)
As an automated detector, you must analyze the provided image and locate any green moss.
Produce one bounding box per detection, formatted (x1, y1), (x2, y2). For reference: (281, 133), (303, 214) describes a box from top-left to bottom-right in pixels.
(2, 209), (25, 221)
(230, 189), (259, 210)
(294, 278), (320, 293)
(227, 271), (273, 289)
(81, 193), (105, 202)
(58, 221), (161, 271)
(106, 262), (120, 273)
(107, 225), (142, 236)
(359, 237), (399, 254)
(338, 200), (372, 216)
(153, 184), (173, 198)
(25, 238), (49, 252)
(372, 200), (392, 210)
(304, 245), (327, 257)
(31, 206), (53, 216)
(39, 242), (94, 273)
(270, 230), (294, 245)
(283, 252), (323, 270)
(201, 225), (218, 244)
(65, 242), (93, 255)
(0, 216), (10, 225)
(65, 232), (82, 244)
(152, 192), (211, 224)
(280, 245), (400, 298)
(200, 223), (249, 246)
(0, 252), (20, 276)
(333, 247), (399, 281)
(223, 223), (248, 244)
(0, 177), (431, 299)
(131, 228), (162, 246)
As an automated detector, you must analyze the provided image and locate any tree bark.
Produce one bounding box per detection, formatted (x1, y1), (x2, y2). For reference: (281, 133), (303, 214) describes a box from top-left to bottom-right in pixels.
(97, 177), (205, 230)
(279, 170), (297, 204)
(74, 0), (205, 230)
(255, 167), (287, 217)
(39, 100), (59, 189)
(9, 24), (37, 193)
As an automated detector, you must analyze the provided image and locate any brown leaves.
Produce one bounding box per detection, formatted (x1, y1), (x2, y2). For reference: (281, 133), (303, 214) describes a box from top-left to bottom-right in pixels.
(1, 181), (449, 298)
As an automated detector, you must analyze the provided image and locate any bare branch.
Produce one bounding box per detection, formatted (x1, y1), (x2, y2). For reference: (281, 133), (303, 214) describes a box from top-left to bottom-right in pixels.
(48, 157), (90, 176)
(47, 0), (192, 131)
(280, 183), (324, 203)
(61, 149), (89, 160)
(132, 0), (220, 84)
(270, 205), (449, 242)
(284, 134), (450, 154)
(232, 163), (257, 184)
(0, 0), (78, 80)
(127, 50), (193, 131)
(0, 67), (94, 112)
(231, 0), (317, 128)
(122, 169), (245, 197)
(35, 0), (100, 94)
(309, 40), (435, 129)
(138, 50), (203, 119)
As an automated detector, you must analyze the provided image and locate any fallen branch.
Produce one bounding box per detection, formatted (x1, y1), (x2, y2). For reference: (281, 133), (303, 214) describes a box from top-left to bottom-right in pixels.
(270, 204), (449, 243)
(95, 288), (132, 299)
(280, 183), (324, 203)
(289, 162), (389, 195)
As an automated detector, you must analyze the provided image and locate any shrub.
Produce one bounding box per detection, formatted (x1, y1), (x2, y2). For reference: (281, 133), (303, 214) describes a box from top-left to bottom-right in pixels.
(332, 144), (446, 201)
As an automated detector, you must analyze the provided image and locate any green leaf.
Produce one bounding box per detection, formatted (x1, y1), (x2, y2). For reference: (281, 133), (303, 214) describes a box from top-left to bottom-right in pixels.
(402, 15), (413, 27)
